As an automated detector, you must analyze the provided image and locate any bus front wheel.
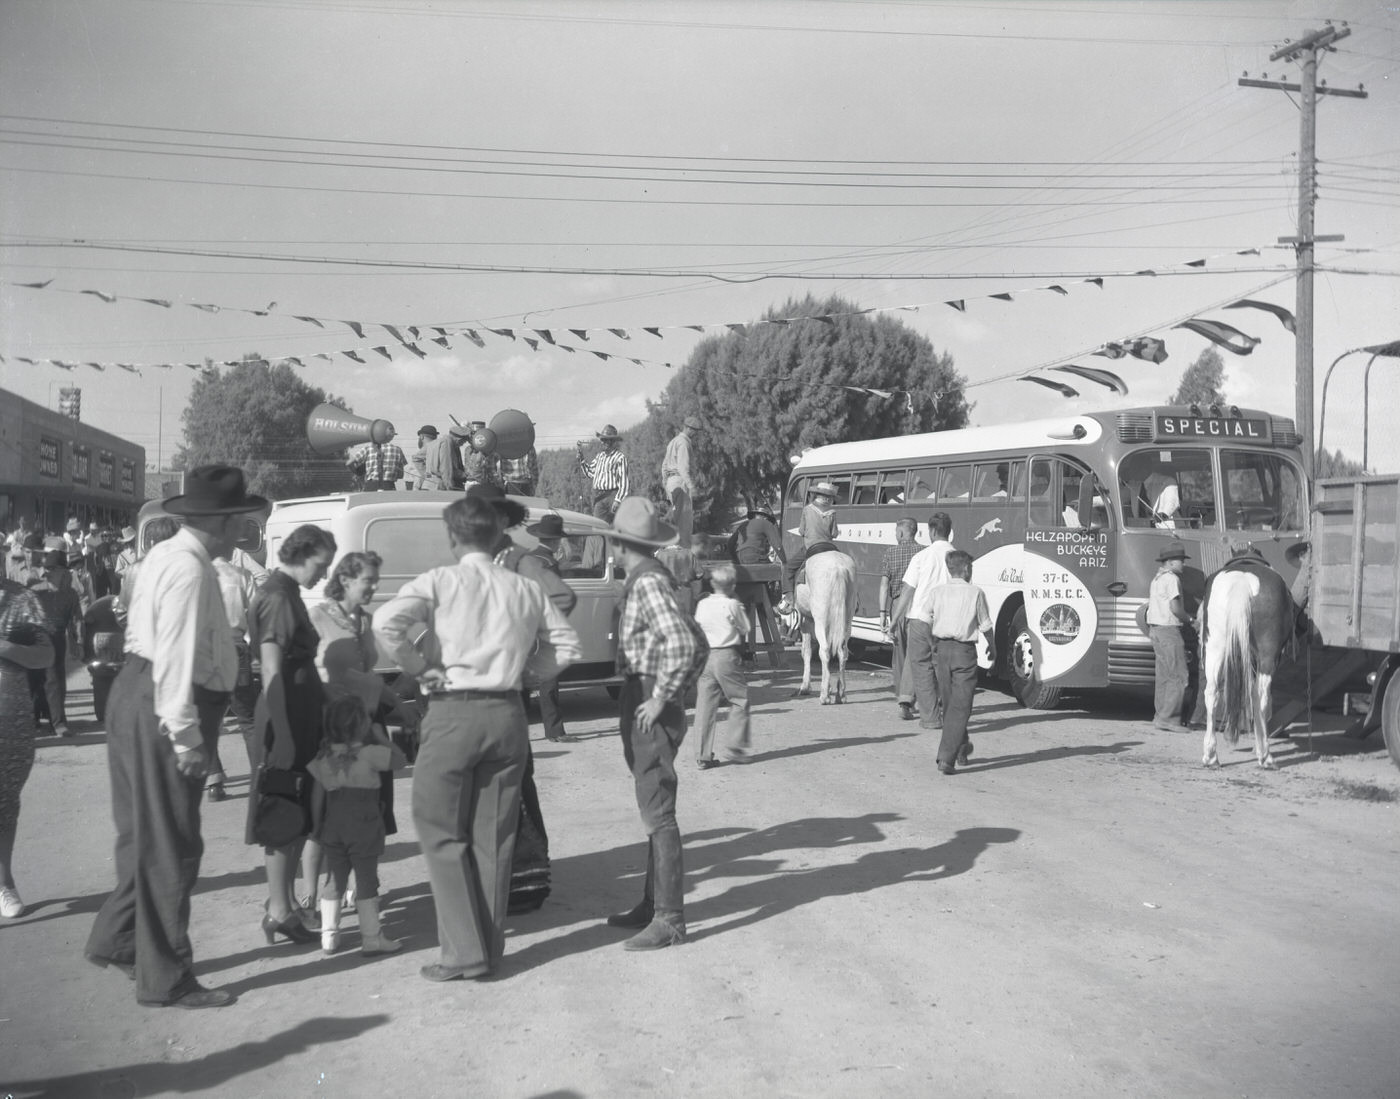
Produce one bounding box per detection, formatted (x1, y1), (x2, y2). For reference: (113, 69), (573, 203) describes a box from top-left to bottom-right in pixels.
(1382, 670), (1400, 772)
(1006, 607), (1061, 710)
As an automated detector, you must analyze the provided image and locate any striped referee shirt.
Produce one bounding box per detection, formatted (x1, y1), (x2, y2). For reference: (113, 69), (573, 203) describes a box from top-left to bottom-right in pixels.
(579, 446), (630, 498)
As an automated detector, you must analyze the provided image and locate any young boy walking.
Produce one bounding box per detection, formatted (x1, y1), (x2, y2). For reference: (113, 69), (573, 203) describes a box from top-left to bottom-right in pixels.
(692, 564), (753, 767)
(925, 550), (995, 775)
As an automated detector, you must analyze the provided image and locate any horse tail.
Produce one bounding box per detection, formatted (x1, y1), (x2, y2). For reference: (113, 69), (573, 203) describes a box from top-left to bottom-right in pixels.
(1216, 574), (1257, 745)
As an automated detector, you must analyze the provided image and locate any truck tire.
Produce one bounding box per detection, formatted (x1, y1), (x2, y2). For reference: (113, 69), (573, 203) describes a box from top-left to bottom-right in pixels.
(1007, 606), (1061, 710)
(1382, 672), (1400, 772)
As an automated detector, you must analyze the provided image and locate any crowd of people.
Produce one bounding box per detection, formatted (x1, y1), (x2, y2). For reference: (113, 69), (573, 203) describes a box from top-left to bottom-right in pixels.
(345, 421), (540, 496)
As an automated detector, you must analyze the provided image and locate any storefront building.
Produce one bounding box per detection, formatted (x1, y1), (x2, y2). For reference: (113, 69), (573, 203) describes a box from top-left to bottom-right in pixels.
(0, 387), (146, 534)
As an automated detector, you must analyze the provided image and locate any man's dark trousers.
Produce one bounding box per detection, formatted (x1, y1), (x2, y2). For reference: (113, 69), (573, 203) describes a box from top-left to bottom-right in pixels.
(905, 619), (942, 729)
(591, 489), (618, 521)
(934, 639), (979, 768)
(412, 692), (527, 976)
(619, 675), (686, 834)
(891, 618), (916, 706)
(537, 677), (567, 741)
(85, 657), (206, 1005)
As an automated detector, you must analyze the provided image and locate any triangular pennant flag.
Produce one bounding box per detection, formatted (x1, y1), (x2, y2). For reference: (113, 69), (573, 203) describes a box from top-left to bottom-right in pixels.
(84, 362), (106, 371)
(286, 357), (304, 368)
(344, 321), (365, 339)
(1223, 299), (1296, 333)
(1052, 364), (1129, 395)
(373, 346), (393, 360)
(1020, 376), (1078, 398)
(407, 326), (420, 338)
(190, 303), (220, 313)
(382, 324), (405, 343)
(116, 363), (141, 374)
(1185, 258), (1207, 268)
(629, 358), (643, 366)
(19, 278), (54, 289)
(404, 342), (427, 359)
(867, 388), (892, 399)
(768, 318), (790, 326)
(815, 315), (836, 325)
(433, 327), (447, 337)
(523, 337), (539, 351)
(315, 353), (333, 362)
(685, 325), (705, 333)
(344, 350), (366, 363)
(945, 300), (966, 312)
(991, 293), (1013, 302)
(591, 350), (610, 361)
(294, 315), (324, 328)
(1134, 270), (1158, 277)
(1173, 319), (1260, 356)
(534, 330), (555, 345)
(139, 298), (171, 308)
(463, 330), (485, 348)
(1236, 248), (1260, 256)
(561, 344), (576, 354)
(486, 328), (515, 340)
(644, 327), (663, 338)
(608, 329), (631, 340)
(185, 362), (203, 370)
(54, 361), (77, 371)
(81, 289), (118, 303)
(1084, 277), (1104, 288)
(569, 329), (589, 341)
(725, 324), (746, 335)
(432, 337), (451, 349)
(1093, 342), (1127, 360)
(1126, 337), (1169, 364)
(1046, 285), (1068, 295)
(250, 302), (277, 316)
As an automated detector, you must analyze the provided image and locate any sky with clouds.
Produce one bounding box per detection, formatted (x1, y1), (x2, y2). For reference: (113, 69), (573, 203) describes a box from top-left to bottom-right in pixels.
(1, 0), (1397, 472)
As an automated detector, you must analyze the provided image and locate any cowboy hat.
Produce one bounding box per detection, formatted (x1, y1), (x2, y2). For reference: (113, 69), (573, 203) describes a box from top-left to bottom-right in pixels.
(164, 465), (269, 516)
(595, 424), (622, 441)
(605, 496), (677, 549)
(417, 424), (439, 438)
(808, 481), (838, 499)
(119, 526), (137, 543)
(463, 482), (528, 528)
(1156, 541), (1188, 562)
(525, 513), (566, 539)
(682, 415), (703, 432)
(65, 517), (81, 532)
(753, 503), (775, 519)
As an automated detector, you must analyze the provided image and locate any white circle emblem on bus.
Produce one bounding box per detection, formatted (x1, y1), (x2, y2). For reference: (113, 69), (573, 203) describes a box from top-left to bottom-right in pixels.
(1039, 604), (1081, 645)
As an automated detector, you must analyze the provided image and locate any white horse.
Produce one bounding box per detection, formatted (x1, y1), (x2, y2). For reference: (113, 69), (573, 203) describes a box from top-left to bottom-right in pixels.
(794, 550), (857, 705)
(1200, 560), (1294, 770)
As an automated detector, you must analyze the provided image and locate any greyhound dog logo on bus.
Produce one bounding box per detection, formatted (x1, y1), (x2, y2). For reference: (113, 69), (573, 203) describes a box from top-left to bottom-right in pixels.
(784, 405), (1307, 710)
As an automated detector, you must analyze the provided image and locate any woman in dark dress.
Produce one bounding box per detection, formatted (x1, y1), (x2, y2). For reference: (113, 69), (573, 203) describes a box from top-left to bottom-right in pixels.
(246, 524), (337, 945)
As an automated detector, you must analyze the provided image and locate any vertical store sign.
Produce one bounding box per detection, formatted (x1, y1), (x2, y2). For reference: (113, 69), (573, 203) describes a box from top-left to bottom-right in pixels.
(120, 459), (135, 496)
(98, 452), (115, 490)
(72, 444), (91, 485)
(38, 437), (60, 479)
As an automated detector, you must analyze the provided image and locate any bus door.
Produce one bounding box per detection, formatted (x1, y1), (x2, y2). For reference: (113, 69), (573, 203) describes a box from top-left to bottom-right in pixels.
(1020, 454), (1115, 692)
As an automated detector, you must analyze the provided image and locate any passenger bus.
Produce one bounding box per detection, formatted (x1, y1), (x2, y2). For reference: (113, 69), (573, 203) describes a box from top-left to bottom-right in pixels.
(784, 405), (1309, 708)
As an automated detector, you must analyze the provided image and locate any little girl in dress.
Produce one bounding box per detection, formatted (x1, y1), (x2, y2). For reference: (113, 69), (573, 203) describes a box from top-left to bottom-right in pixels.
(307, 694), (407, 956)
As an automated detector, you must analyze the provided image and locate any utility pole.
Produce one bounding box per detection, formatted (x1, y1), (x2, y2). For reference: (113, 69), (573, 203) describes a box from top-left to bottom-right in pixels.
(1240, 22), (1366, 479)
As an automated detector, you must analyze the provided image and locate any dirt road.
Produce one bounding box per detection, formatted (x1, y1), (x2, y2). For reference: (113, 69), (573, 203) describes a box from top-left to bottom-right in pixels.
(2, 657), (1397, 1098)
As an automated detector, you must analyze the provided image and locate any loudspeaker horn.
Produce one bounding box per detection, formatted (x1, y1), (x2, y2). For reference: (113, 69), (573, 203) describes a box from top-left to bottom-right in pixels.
(476, 409), (535, 460)
(306, 404), (397, 453)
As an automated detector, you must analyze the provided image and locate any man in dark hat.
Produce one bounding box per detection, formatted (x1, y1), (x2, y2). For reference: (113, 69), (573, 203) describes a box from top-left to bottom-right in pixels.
(85, 465), (266, 1009)
(409, 424), (438, 489)
(1145, 541), (1193, 732)
(662, 414), (703, 545)
(576, 424), (629, 520)
(602, 497), (707, 951)
(29, 549), (83, 737)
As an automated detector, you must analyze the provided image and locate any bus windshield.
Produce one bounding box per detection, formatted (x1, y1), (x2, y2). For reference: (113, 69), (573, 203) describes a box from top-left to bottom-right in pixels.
(1118, 447), (1304, 532)
(1221, 449), (1305, 532)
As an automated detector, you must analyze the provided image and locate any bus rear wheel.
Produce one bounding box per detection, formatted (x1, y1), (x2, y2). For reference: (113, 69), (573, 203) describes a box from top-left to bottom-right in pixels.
(1381, 669), (1400, 772)
(1006, 606), (1061, 710)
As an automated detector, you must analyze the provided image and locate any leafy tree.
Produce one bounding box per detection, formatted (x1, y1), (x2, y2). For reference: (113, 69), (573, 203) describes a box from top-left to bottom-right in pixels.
(1169, 347), (1227, 407)
(1315, 447), (1365, 477)
(537, 446), (593, 512)
(175, 354), (353, 500)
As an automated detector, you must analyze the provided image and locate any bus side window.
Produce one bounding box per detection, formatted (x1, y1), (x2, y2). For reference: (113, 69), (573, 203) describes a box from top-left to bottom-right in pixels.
(1006, 460), (1027, 501)
(909, 467), (938, 501)
(824, 476), (851, 506)
(939, 465), (972, 503)
(851, 472), (880, 506)
(972, 464), (1007, 501)
(787, 477), (807, 506)
(1028, 458), (1056, 527)
(878, 470), (907, 504)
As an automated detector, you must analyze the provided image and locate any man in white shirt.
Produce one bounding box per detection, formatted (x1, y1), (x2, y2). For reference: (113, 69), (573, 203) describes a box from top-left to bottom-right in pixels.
(374, 496), (580, 983)
(85, 465), (265, 1010)
(661, 415), (702, 546)
(893, 512), (955, 731)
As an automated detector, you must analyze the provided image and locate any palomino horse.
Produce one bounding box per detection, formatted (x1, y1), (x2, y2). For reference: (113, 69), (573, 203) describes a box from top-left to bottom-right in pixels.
(1199, 554), (1295, 769)
(794, 549), (857, 705)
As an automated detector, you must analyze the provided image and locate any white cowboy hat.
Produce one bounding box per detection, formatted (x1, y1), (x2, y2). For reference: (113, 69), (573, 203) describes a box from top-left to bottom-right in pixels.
(809, 481), (838, 499)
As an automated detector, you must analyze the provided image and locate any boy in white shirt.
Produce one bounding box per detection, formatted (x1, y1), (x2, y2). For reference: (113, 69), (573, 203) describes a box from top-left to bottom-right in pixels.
(692, 564), (753, 767)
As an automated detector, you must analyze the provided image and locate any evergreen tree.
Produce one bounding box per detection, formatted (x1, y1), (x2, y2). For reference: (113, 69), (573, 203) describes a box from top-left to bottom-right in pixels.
(1169, 347), (1228, 407)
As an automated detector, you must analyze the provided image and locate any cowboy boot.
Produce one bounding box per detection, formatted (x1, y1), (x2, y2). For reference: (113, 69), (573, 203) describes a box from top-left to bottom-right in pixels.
(624, 826), (685, 951)
(356, 898), (401, 957)
(319, 898), (342, 956)
(606, 837), (654, 929)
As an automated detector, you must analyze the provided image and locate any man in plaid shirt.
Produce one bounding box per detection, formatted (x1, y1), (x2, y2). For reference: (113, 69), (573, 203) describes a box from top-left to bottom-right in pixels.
(879, 518), (922, 721)
(499, 446), (539, 496)
(345, 439), (407, 491)
(603, 497), (708, 951)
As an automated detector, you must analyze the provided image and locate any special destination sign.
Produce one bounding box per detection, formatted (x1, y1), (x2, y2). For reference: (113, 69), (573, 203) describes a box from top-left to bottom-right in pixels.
(1154, 414), (1270, 442)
